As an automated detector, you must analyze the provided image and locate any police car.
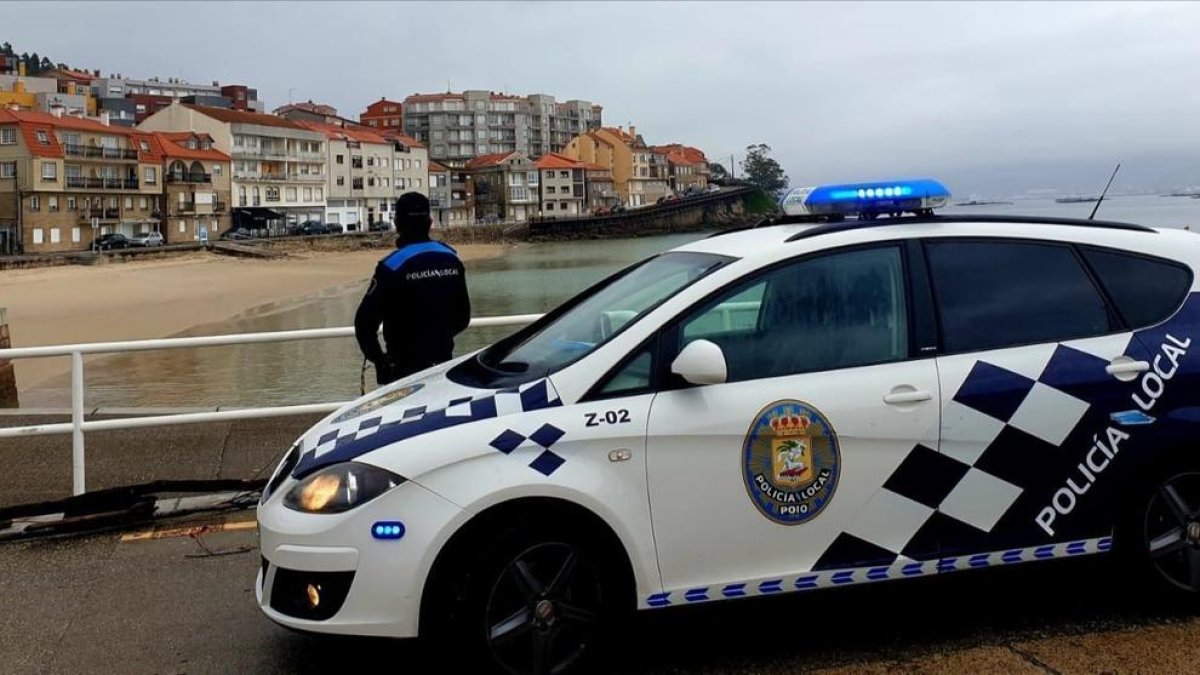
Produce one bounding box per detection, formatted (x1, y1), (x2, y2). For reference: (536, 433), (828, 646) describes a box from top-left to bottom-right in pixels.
(256, 178), (1200, 674)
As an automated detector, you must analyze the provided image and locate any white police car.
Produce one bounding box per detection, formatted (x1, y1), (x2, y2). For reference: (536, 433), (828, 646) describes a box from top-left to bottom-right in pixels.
(257, 178), (1200, 674)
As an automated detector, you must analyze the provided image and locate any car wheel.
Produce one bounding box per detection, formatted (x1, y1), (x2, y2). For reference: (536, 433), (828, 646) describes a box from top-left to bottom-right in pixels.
(432, 519), (621, 675)
(1117, 463), (1200, 598)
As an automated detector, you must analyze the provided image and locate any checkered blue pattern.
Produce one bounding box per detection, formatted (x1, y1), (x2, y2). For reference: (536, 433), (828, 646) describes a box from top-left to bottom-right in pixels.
(815, 339), (1121, 570)
(293, 379), (562, 477)
(643, 536), (1111, 608)
(490, 422), (568, 476)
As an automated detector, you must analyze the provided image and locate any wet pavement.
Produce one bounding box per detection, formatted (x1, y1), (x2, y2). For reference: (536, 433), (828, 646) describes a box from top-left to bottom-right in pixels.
(2, 511), (1198, 675)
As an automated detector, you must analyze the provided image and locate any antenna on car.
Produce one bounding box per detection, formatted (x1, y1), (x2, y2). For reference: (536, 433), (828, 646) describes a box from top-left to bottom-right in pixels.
(1088, 162), (1121, 220)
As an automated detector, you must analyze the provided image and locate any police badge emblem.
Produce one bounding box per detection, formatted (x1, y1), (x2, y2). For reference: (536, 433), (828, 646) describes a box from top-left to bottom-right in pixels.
(743, 400), (840, 525)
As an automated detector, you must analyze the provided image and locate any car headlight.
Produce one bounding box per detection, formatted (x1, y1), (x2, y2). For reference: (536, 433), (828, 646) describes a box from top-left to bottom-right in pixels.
(283, 462), (404, 514)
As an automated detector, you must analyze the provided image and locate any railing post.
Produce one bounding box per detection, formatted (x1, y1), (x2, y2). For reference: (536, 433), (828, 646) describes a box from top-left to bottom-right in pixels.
(71, 350), (85, 495)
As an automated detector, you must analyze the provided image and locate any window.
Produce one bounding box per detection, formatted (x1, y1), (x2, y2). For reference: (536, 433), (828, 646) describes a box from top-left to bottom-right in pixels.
(50, 228), (60, 244)
(213, 164), (222, 176)
(140, 197), (148, 210)
(926, 240), (1111, 354)
(304, 188), (312, 201)
(560, 171), (570, 179)
(179, 220), (186, 233)
(416, 178), (422, 188)
(140, 140), (150, 153)
(368, 178), (376, 187)
(469, 252), (730, 385)
(42, 162), (57, 180)
(560, 202), (568, 210)
(29, 196), (39, 211)
(32, 228), (43, 245)
(68, 196), (77, 211)
(0, 127), (15, 144)
(35, 130), (49, 145)
(548, 186), (556, 194)
(367, 157), (375, 167)
(144, 167), (157, 184)
(0, 161), (14, 178)
(48, 196), (59, 212)
(337, 176), (345, 186)
(316, 188), (323, 200)
(286, 188), (297, 201)
(336, 154), (344, 165)
(1080, 247), (1193, 329)
(72, 227), (80, 243)
(679, 247), (907, 381)
(124, 197), (133, 209)
(546, 202), (555, 210)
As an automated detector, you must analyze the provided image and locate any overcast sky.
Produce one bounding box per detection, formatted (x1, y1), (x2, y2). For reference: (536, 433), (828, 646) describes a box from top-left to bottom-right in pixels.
(9, 1), (1200, 196)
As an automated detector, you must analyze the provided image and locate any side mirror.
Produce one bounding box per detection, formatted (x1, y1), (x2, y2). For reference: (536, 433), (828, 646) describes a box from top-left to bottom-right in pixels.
(670, 339), (727, 386)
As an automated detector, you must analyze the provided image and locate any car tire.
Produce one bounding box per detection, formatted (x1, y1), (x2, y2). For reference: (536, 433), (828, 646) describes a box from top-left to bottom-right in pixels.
(1115, 456), (1200, 599)
(428, 517), (623, 675)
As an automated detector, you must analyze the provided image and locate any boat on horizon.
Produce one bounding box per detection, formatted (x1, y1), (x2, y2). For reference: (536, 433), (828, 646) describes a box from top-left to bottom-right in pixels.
(1055, 196), (1099, 204)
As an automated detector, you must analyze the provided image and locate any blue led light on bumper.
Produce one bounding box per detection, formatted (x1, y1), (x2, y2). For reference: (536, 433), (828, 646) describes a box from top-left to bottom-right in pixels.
(780, 178), (951, 218)
(372, 521), (406, 540)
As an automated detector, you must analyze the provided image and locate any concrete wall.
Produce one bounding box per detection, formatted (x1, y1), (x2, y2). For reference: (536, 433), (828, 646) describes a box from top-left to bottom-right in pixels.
(0, 308), (17, 408)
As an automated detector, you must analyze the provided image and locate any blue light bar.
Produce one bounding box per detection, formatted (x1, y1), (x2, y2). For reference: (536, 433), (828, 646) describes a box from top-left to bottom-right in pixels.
(781, 178), (951, 218)
(372, 521), (406, 540)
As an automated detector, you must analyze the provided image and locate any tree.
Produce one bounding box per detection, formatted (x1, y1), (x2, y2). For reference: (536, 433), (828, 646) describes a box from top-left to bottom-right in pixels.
(740, 143), (789, 195)
(708, 161), (729, 181)
(26, 52), (39, 75)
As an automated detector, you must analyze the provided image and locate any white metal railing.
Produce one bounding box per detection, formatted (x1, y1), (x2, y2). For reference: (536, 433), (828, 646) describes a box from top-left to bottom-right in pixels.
(0, 313), (542, 496)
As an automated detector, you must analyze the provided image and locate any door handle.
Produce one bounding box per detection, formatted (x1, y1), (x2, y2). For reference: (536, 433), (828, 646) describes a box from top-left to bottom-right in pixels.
(1106, 359), (1149, 381)
(884, 389), (933, 405)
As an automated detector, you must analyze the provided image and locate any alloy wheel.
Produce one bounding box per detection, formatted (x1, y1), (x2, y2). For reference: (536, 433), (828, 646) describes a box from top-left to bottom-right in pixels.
(484, 541), (604, 675)
(1144, 472), (1200, 593)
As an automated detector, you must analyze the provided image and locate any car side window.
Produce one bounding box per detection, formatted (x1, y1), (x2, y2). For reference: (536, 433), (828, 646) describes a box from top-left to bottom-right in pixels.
(675, 246), (909, 383)
(1079, 246), (1193, 329)
(926, 239), (1112, 353)
(594, 345), (655, 397)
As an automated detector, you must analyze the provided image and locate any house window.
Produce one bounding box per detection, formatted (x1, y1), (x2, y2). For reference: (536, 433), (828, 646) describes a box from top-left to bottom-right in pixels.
(0, 161), (14, 178)
(286, 187), (297, 201)
(316, 188), (323, 200)
(560, 201), (568, 209)
(144, 167), (157, 184)
(72, 227), (80, 243)
(560, 171), (570, 179)
(68, 196), (77, 211)
(42, 162), (57, 180)
(179, 220), (186, 233)
(367, 157), (375, 166)
(50, 228), (60, 244)
(124, 197), (133, 209)
(548, 186), (556, 194)
(0, 128), (15, 144)
(337, 176), (345, 186)
(546, 203), (554, 211)
(49, 196), (59, 212)
(140, 197), (148, 209)
(140, 140), (150, 152)
(32, 228), (43, 244)
(29, 196), (39, 211)
(35, 130), (50, 145)
(213, 164), (222, 176)
(304, 188), (313, 201)
(368, 177), (376, 187)
(416, 178), (422, 188)
(336, 154), (344, 164)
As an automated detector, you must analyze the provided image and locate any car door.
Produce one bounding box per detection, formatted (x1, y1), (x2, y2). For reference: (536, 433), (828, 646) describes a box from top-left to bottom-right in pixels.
(643, 243), (943, 601)
(922, 237), (1157, 559)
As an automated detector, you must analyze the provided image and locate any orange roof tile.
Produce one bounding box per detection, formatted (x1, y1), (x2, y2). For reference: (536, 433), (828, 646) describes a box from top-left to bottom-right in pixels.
(0, 108), (131, 158)
(151, 132), (229, 162)
(534, 153), (584, 170)
(373, 128), (426, 149)
(465, 151), (521, 170)
(427, 161), (450, 173)
(184, 104), (307, 130)
(293, 119), (389, 145)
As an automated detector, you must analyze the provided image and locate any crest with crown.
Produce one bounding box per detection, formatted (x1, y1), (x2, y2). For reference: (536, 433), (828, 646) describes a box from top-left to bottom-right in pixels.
(770, 411), (811, 437)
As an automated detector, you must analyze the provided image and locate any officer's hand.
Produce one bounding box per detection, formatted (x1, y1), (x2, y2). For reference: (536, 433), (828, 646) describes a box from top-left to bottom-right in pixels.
(374, 360), (396, 386)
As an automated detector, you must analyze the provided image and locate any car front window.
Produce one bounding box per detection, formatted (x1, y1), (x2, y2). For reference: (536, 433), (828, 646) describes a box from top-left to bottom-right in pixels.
(468, 251), (731, 384)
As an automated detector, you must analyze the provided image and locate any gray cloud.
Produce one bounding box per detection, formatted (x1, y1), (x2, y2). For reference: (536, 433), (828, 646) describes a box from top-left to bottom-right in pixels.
(8, 1), (1200, 195)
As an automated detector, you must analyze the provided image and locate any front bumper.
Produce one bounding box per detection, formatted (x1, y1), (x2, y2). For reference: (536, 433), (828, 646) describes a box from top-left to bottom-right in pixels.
(256, 479), (466, 638)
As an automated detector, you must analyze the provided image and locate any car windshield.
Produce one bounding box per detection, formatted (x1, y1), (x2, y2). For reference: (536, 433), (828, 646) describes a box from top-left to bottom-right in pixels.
(474, 251), (731, 380)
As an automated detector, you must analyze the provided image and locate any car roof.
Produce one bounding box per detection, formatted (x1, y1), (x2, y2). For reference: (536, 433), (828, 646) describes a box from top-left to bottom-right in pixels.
(673, 214), (1184, 263)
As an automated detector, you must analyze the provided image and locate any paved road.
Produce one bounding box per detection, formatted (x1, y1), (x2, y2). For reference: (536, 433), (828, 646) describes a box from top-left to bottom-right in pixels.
(2, 511), (1198, 675)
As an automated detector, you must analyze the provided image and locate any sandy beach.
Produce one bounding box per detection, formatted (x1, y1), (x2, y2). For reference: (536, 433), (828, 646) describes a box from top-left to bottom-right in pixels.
(1, 244), (507, 390)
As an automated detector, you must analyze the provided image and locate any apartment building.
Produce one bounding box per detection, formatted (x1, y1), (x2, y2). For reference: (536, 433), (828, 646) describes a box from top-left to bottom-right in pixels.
(403, 91), (602, 165)
(139, 102), (327, 230)
(151, 131), (231, 243)
(533, 153), (586, 217)
(1, 65), (93, 118)
(584, 163), (617, 212)
(274, 101), (337, 119)
(427, 161), (451, 227)
(0, 108), (164, 253)
(359, 98), (403, 131)
(652, 144), (710, 192)
(295, 120), (392, 230)
(562, 125), (670, 207)
(447, 166), (474, 226)
(465, 151), (538, 223)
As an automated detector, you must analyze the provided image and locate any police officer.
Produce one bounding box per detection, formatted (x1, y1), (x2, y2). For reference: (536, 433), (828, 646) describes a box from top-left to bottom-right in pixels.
(354, 192), (471, 385)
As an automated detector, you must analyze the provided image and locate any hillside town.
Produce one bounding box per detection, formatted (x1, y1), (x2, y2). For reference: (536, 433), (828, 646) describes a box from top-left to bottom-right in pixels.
(0, 57), (714, 255)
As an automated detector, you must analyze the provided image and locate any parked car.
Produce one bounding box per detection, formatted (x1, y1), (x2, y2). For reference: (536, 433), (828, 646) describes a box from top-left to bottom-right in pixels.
(220, 228), (254, 241)
(288, 221), (332, 236)
(128, 232), (164, 247)
(368, 219), (392, 232)
(93, 233), (131, 250)
(257, 176), (1200, 674)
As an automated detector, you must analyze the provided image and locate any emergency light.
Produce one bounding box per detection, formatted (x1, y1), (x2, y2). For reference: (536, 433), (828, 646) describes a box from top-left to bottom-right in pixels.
(780, 178), (951, 219)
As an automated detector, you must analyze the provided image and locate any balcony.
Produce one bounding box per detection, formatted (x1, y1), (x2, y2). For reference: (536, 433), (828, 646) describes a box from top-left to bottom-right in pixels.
(287, 173), (326, 183)
(65, 176), (140, 190)
(166, 172), (211, 184)
(63, 144), (139, 161)
(77, 208), (121, 222)
(293, 151), (324, 161)
(176, 202), (196, 213)
(234, 173), (287, 183)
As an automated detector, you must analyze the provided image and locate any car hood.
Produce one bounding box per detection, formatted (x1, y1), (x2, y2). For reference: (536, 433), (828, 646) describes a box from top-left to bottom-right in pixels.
(289, 360), (562, 479)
